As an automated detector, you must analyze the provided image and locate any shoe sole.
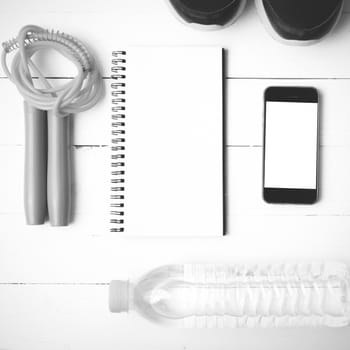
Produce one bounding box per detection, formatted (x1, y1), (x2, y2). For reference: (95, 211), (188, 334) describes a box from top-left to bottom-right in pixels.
(166, 0), (247, 30)
(255, 0), (344, 45)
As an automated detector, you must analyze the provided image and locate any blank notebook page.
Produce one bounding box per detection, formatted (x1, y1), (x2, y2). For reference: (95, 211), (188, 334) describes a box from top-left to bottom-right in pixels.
(112, 47), (223, 236)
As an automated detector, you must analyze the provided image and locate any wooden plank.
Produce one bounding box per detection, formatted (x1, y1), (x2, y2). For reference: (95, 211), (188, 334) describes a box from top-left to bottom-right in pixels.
(0, 145), (110, 215)
(0, 80), (109, 146)
(227, 78), (350, 147)
(228, 145), (350, 216)
(2, 78), (350, 147)
(1, 4), (350, 78)
(1, 213), (350, 283)
(0, 143), (350, 283)
(0, 285), (349, 350)
(1, 145), (350, 215)
(1, 0), (349, 14)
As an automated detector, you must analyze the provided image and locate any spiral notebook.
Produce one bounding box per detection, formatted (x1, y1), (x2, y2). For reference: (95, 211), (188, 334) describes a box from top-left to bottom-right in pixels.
(110, 47), (224, 236)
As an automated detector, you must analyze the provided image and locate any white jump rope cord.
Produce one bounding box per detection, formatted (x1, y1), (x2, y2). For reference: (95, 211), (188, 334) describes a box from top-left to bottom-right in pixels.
(1, 25), (103, 117)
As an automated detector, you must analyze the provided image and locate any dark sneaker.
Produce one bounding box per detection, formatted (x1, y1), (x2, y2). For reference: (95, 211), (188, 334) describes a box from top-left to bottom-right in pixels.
(168, 0), (247, 29)
(255, 0), (344, 44)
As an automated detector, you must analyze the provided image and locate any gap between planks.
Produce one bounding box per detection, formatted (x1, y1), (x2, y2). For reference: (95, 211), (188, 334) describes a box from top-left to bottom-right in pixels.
(0, 282), (109, 285)
(3, 76), (350, 80)
(0, 145), (345, 148)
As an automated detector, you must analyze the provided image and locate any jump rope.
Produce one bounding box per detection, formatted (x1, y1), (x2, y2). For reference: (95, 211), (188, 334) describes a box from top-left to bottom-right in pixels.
(1, 25), (103, 226)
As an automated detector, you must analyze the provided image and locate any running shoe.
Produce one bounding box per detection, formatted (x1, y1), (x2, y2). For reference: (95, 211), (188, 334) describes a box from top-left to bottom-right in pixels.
(168, 0), (247, 29)
(255, 0), (344, 45)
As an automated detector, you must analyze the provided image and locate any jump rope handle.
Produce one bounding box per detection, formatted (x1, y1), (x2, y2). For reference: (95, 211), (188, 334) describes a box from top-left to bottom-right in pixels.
(24, 104), (71, 226)
(24, 101), (48, 225)
(47, 111), (71, 226)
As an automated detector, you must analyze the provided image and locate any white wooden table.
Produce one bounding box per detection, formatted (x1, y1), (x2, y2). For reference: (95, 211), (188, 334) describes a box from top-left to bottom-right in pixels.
(1, 1), (350, 349)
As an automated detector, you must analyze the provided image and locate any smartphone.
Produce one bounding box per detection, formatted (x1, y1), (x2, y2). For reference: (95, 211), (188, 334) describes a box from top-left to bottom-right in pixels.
(263, 86), (319, 204)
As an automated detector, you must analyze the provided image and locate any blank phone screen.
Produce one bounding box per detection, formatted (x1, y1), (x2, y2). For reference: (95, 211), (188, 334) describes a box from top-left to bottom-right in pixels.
(264, 101), (318, 189)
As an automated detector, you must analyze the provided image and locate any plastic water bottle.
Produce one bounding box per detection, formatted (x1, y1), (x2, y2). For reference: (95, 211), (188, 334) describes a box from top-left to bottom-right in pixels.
(109, 263), (350, 328)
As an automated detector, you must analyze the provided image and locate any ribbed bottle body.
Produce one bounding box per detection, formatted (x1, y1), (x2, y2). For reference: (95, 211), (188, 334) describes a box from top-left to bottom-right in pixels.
(120, 263), (350, 328)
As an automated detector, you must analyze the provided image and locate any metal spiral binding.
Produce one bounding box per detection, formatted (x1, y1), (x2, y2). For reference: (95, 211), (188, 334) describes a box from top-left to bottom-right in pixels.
(110, 51), (126, 232)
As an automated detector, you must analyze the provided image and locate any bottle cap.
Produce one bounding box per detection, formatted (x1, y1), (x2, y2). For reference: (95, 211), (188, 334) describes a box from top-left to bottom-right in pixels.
(109, 280), (130, 313)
